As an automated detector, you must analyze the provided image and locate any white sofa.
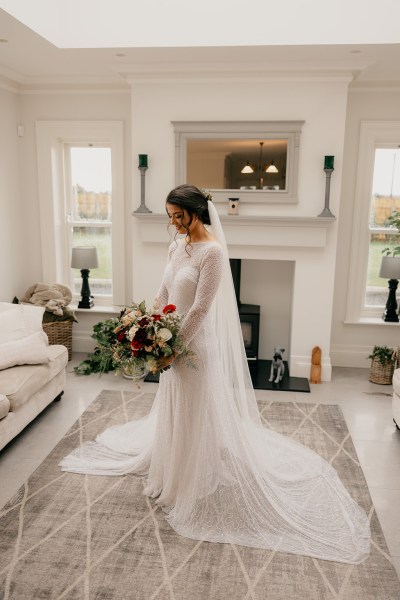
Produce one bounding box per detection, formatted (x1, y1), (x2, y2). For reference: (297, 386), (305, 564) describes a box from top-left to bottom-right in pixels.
(0, 302), (68, 451)
(392, 369), (400, 430)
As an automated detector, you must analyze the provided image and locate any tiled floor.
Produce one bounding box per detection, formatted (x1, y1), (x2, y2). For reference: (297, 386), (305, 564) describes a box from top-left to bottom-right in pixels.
(1, 355), (400, 579)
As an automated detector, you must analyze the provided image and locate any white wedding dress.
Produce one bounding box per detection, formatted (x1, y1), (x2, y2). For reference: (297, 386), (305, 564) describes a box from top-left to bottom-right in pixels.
(60, 236), (370, 564)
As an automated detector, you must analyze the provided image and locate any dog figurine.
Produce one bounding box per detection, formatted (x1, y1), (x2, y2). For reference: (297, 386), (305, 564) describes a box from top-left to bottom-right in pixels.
(269, 347), (285, 383)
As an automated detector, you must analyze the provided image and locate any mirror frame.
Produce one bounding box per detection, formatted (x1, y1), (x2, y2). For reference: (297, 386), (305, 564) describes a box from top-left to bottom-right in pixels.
(172, 121), (304, 204)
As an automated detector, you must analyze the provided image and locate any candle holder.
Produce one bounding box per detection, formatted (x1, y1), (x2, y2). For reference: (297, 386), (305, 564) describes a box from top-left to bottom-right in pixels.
(318, 156), (335, 218)
(133, 155), (152, 214)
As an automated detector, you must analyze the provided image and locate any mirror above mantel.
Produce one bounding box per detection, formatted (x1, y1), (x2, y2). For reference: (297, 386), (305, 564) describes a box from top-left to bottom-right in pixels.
(173, 121), (304, 204)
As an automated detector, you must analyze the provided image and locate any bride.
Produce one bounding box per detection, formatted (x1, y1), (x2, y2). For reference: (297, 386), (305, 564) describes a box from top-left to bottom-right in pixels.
(60, 184), (370, 564)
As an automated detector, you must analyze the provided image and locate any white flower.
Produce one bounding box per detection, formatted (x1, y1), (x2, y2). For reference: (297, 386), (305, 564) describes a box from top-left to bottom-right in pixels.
(122, 311), (136, 326)
(128, 325), (138, 341)
(157, 327), (172, 342)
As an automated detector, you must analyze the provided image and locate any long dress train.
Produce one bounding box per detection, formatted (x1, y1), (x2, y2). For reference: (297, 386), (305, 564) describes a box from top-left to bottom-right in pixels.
(60, 240), (370, 564)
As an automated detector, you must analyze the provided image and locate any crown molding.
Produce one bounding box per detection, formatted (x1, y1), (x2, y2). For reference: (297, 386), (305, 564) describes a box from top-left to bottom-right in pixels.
(113, 59), (373, 85)
(349, 80), (400, 93)
(0, 75), (19, 93)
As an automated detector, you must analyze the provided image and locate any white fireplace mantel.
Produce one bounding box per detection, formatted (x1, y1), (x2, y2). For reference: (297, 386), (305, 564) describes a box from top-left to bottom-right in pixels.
(133, 212), (337, 380)
(133, 213), (335, 249)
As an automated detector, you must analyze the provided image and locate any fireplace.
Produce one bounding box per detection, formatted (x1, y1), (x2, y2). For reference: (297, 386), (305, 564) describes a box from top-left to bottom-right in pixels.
(230, 259), (260, 374)
(136, 213), (334, 381)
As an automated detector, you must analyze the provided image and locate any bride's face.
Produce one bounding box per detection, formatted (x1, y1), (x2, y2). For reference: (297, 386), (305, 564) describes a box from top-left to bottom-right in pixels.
(166, 202), (197, 235)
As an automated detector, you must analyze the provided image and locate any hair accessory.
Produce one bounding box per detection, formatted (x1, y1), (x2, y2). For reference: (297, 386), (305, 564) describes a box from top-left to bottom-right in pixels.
(200, 189), (213, 202)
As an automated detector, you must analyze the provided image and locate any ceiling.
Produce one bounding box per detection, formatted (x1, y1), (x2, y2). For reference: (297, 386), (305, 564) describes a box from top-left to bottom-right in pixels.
(1, 8), (400, 90)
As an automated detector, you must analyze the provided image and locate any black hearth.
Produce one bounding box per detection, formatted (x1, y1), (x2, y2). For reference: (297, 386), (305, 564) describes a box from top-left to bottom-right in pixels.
(229, 259), (260, 375)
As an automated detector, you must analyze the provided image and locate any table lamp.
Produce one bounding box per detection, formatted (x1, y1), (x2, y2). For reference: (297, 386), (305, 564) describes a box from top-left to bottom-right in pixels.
(379, 256), (400, 322)
(71, 246), (99, 309)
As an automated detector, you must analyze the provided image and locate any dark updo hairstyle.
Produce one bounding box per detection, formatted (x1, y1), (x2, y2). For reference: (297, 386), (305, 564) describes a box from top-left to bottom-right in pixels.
(166, 184), (211, 248)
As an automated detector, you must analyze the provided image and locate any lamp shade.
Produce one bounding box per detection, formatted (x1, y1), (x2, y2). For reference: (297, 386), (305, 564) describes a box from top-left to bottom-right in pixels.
(241, 162), (254, 174)
(71, 246), (98, 270)
(379, 256), (400, 279)
(266, 162), (278, 173)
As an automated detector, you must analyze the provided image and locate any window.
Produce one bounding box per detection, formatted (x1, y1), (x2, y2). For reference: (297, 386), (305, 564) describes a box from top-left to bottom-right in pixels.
(66, 146), (113, 298)
(365, 149), (400, 308)
(36, 121), (125, 306)
(346, 121), (400, 321)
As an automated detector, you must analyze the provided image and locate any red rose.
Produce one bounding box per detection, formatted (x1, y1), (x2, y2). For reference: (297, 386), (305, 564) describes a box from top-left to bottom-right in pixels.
(131, 340), (142, 350)
(134, 328), (147, 343)
(138, 317), (149, 327)
(152, 314), (161, 321)
(162, 304), (176, 314)
(117, 332), (125, 342)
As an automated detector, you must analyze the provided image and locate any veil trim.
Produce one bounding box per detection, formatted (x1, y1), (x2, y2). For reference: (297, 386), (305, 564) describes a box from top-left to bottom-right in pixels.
(207, 201), (262, 425)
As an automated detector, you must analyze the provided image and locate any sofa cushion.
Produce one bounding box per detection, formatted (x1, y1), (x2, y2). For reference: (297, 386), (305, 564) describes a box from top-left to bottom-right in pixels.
(393, 368), (400, 394)
(0, 394), (10, 419)
(0, 303), (45, 343)
(0, 345), (68, 411)
(0, 331), (49, 370)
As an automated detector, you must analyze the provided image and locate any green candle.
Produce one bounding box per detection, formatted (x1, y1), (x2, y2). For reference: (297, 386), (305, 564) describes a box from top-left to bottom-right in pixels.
(324, 155), (334, 170)
(138, 154), (148, 168)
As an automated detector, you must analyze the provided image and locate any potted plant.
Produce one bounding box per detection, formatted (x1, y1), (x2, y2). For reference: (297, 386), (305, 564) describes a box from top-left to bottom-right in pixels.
(368, 345), (399, 384)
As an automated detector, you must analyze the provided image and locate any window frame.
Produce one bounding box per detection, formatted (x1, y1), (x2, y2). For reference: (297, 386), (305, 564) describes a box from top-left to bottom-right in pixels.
(64, 143), (113, 300)
(35, 121), (125, 306)
(346, 120), (400, 321)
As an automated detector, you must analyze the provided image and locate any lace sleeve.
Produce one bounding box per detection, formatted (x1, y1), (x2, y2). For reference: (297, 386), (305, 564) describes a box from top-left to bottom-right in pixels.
(179, 244), (223, 347)
(154, 243), (174, 309)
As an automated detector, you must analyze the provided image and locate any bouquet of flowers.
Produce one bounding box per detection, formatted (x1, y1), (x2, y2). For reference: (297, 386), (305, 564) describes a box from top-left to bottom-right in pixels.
(112, 300), (195, 376)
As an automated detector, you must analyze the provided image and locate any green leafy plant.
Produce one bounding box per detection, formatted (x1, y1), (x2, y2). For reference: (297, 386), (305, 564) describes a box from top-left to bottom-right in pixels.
(368, 345), (395, 365)
(74, 318), (119, 375)
(382, 210), (400, 256)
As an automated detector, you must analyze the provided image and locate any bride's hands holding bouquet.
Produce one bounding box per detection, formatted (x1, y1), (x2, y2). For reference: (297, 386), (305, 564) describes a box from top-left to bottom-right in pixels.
(112, 301), (195, 376)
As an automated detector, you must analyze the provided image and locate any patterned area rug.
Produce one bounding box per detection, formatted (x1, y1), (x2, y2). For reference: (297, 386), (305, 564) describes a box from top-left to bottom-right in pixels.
(1, 390), (399, 600)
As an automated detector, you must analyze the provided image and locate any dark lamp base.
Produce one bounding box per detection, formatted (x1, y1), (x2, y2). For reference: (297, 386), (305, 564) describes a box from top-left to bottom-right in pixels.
(78, 297), (94, 309)
(78, 268), (95, 309)
(382, 278), (399, 323)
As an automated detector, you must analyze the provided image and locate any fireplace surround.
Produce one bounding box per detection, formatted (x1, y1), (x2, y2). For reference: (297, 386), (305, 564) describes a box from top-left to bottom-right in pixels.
(135, 213), (335, 381)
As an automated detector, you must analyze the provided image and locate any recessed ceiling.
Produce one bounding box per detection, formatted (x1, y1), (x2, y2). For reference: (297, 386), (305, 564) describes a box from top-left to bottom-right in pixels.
(1, 5), (400, 88)
(1, 0), (400, 48)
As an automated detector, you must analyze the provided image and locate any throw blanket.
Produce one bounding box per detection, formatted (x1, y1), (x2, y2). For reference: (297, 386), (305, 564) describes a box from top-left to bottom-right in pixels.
(21, 283), (72, 316)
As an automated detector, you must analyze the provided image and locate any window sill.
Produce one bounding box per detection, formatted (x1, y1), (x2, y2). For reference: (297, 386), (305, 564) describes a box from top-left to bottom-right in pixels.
(70, 303), (121, 315)
(344, 317), (400, 326)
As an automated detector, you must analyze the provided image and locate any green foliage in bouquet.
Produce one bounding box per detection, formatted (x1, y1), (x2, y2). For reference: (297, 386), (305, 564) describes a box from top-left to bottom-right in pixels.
(74, 318), (119, 375)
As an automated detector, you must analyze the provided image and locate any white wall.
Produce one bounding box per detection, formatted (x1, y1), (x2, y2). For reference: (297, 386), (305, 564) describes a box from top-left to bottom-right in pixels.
(0, 87), (24, 302)
(19, 92), (132, 291)
(131, 80), (348, 217)
(1, 78), (360, 374)
(331, 87), (400, 367)
(0, 91), (130, 348)
(130, 78), (350, 379)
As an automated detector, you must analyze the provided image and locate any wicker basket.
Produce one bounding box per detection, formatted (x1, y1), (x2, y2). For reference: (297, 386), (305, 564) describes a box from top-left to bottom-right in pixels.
(43, 321), (73, 361)
(369, 348), (400, 385)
